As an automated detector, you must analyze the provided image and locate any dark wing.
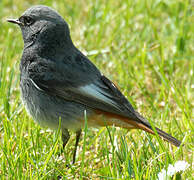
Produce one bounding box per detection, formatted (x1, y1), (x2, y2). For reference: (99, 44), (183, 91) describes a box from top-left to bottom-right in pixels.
(28, 53), (141, 121)
(27, 53), (181, 147)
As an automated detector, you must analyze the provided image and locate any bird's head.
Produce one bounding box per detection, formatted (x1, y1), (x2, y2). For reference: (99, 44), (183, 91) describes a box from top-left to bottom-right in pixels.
(8, 5), (72, 51)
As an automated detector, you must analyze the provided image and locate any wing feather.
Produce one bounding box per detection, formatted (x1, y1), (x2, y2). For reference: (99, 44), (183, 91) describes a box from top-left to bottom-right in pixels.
(28, 54), (141, 120)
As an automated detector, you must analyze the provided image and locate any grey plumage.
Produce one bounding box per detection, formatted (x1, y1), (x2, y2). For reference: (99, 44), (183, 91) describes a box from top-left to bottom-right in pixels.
(7, 5), (181, 163)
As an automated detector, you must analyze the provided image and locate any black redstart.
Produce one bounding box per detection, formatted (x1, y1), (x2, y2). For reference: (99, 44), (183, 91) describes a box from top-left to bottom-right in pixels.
(7, 5), (181, 163)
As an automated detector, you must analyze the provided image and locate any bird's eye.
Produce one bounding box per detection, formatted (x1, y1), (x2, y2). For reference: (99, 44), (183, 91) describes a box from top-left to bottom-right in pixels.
(24, 16), (34, 26)
(19, 16), (34, 26)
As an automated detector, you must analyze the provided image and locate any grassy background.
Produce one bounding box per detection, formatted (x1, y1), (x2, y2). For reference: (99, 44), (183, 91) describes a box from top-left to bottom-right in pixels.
(0, 0), (193, 179)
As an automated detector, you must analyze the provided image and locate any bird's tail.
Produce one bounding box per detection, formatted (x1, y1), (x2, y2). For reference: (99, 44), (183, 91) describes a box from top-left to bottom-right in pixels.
(129, 112), (181, 147)
(94, 110), (181, 147)
(135, 121), (181, 147)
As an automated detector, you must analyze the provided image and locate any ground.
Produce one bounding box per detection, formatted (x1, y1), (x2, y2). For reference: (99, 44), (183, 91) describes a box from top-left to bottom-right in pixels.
(0, 0), (193, 179)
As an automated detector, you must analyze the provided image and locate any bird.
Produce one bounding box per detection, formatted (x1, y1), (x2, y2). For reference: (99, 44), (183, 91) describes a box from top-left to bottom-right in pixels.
(7, 5), (181, 163)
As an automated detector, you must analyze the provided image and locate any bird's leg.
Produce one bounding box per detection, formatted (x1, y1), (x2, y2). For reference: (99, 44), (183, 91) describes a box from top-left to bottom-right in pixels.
(62, 129), (70, 149)
(72, 129), (82, 164)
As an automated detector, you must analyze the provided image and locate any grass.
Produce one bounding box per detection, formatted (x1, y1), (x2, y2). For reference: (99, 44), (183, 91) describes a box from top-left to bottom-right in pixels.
(0, 0), (193, 179)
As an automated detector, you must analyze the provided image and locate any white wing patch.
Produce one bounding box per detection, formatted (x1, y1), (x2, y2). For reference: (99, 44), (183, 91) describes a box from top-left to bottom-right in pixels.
(30, 78), (44, 91)
(78, 84), (118, 109)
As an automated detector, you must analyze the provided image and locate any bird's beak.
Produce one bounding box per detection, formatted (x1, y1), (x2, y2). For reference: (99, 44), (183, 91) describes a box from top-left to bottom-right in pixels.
(7, 19), (22, 25)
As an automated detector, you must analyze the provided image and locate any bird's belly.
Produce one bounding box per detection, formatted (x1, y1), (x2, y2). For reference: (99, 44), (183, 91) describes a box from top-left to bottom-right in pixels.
(20, 79), (93, 131)
(20, 79), (134, 131)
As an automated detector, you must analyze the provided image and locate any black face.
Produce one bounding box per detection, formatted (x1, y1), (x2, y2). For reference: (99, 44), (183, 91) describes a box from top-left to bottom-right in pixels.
(7, 15), (35, 27)
(7, 5), (72, 50)
(18, 16), (35, 26)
